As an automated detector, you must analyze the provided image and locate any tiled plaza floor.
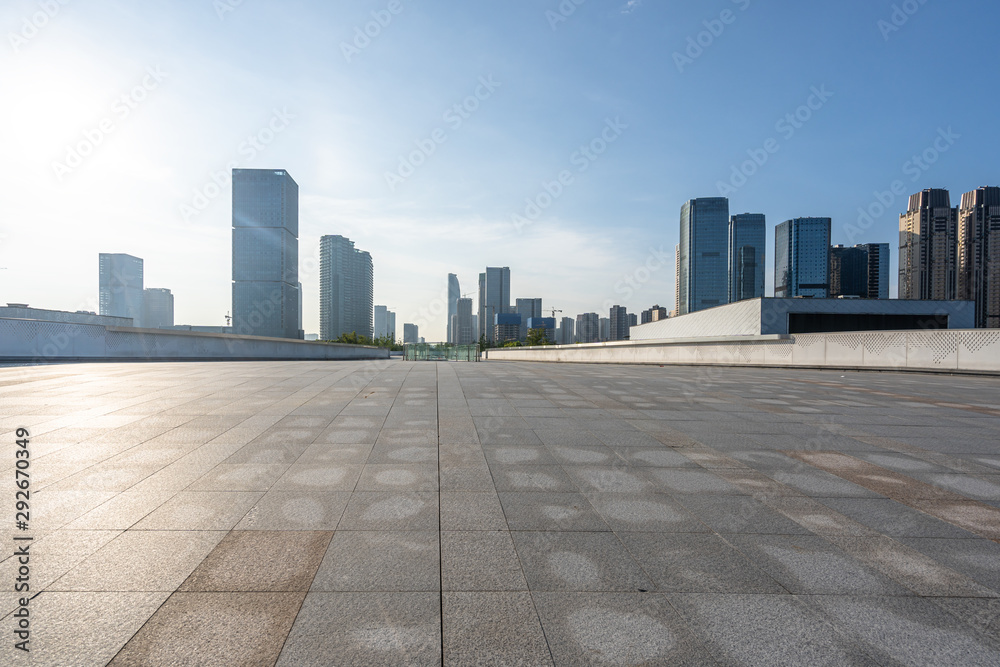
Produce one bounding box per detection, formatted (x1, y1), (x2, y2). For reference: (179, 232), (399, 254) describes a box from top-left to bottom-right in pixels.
(2, 359), (1000, 665)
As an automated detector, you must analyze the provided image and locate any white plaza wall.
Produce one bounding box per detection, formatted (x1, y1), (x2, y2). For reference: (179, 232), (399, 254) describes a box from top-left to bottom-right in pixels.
(0, 319), (388, 362)
(484, 330), (1000, 374)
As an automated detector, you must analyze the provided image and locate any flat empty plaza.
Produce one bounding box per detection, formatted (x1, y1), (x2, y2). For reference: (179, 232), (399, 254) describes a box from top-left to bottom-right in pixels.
(3, 359), (1000, 666)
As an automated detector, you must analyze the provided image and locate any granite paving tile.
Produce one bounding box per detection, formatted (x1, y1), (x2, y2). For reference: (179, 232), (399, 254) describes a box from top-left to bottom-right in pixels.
(276, 592), (441, 666)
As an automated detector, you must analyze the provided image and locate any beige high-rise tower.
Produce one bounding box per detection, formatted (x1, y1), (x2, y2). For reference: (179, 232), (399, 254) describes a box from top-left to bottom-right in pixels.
(899, 189), (958, 301)
(958, 187), (1000, 328)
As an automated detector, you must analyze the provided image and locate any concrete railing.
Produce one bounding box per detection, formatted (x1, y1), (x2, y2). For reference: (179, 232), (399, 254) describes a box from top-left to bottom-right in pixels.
(484, 330), (1000, 374)
(0, 318), (388, 362)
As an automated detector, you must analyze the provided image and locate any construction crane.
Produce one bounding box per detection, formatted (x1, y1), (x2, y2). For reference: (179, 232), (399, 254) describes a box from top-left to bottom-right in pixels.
(549, 308), (562, 319)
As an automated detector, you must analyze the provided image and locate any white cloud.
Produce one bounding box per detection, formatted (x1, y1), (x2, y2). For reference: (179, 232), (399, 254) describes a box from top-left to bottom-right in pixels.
(621, 1), (643, 15)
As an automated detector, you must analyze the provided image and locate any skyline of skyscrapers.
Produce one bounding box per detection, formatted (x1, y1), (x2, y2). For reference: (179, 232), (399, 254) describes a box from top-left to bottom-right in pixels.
(99, 253), (144, 327)
(319, 234), (373, 340)
(231, 169), (301, 339)
(679, 197), (730, 315)
(775, 217), (832, 298)
(73, 178), (998, 343)
(729, 213), (767, 302)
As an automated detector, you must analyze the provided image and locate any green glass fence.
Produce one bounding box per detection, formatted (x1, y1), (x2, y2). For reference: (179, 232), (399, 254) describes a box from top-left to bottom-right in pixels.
(404, 343), (480, 361)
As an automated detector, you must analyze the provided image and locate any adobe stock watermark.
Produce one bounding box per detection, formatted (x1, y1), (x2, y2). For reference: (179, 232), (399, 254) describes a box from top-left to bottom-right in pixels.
(179, 108), (295, 222)
(214, 0), (246, 21)
(511, 117), (628, 233)
(844, 126), (959, 244)
(51, 66), (168, 183)
(717, 85), (834, 196)
(546, 0), (587, 31)
(8, 0), (70, 53)
(384, 75), (501, 192)
(341, 0), (405, 63)
(673, 0), (751, 74)
(878, 0), (930, 41)
(604, 245), (672, 310)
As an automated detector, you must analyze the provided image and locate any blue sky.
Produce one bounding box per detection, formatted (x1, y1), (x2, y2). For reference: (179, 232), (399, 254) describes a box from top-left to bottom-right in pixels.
(2, 0), (997, 340)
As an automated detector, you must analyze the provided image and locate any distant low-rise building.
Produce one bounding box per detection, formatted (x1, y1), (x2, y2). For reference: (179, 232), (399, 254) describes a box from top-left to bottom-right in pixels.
(0, 304), (132, 327)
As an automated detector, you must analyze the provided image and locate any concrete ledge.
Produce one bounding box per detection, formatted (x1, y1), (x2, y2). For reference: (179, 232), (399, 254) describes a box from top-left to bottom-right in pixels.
(0, 317), (389, 362)
(484, 329), (1000, 375)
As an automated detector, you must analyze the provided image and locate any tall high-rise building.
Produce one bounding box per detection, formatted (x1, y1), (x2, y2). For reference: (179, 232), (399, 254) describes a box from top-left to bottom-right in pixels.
(452, 297), (475, 345)
(729, 213), (766, 302)
(829, 245), (869, 298)
(319, 235), (373, 340)
(447, 273), (460, 343)
(861, 243), (891, 300)
(679, 197), (730, 314)
(576, 313), (600, 343)
(515, 298), (543, 341)
(297, 283), (306, 339)
(899, 189), (958, 301)
(374, 305), (390, 338)
(559, 316), (575, 344)
(599, 317), (610, 342)
(775, 218), (832, 298)
(958, 186), (1000, 328)
(143, 288), (174, 329)
(609, 305), (629, 341)
(628, 313), (638, 328)
(99, 253), (144, 327)
(387, 311), (396, 341)
(403, 323), (419, 344)
(478, 267), (511, 343)
(232, 169), (300, 339)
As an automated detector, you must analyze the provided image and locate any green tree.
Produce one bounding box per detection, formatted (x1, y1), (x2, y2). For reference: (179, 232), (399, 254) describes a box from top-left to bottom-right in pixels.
(525, 328), (553, 347)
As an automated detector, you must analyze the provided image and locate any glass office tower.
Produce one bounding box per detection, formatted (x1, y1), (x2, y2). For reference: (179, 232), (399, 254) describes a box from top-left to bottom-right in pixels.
(775, 218), (832, 298)
(232, 169), (300, 339)
(679, 198), (730, 314)
(728, 213), (766, 302)
(99, 253), (144, 327)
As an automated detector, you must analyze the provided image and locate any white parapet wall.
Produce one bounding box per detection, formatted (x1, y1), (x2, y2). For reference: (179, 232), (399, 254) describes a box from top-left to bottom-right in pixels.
(0, 318), (388, 362)
(484, 330), (1000, 374)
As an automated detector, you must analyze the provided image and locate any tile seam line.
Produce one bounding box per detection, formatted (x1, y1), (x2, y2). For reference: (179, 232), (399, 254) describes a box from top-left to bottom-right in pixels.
(436, 361), (445, 667)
